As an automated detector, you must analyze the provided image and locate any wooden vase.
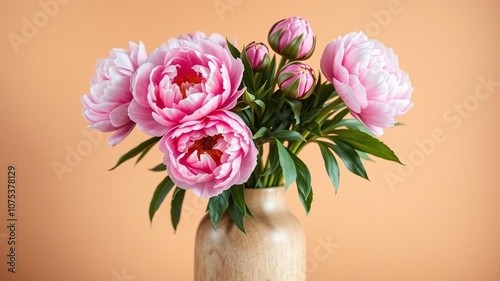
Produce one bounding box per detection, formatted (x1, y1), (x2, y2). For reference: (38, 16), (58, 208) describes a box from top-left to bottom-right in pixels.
(194, 186), (305, 281)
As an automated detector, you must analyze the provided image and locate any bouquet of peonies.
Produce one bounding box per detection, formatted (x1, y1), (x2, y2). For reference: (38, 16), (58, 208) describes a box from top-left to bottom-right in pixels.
(81, 16), (413, 232)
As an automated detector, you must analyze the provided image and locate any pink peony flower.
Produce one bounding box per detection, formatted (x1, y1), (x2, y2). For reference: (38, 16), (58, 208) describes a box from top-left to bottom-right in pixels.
(320, 31), (413, 135)
(81, 42), (147, 146)
(268, 16), (316, 60)
(129, 39), (245, 136)
(173, 31), (232, 50)
(159, 110), (258, 198)
(277, 62), (316, 99)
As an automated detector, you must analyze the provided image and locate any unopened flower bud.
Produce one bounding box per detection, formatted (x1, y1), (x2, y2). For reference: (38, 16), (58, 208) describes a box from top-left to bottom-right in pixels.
(277, 62), (316, 99)
(245, 42), (271, 72)
(268, 16), (316, 60)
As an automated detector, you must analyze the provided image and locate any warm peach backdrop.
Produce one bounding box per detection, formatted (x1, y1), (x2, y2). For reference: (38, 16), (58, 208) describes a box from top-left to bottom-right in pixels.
(1, 0), (499, 280)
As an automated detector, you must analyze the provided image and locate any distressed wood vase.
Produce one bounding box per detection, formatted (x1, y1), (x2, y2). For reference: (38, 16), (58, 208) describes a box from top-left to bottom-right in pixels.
(194, 186), (306, 281)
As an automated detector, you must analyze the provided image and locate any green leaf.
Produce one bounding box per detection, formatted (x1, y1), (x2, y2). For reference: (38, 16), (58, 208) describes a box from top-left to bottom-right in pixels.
(230, 185), (246, 214)
(149, 176), (175, 223)
(322, 140), (368, 180)
(334, 119), (373, 135)
(245, 204), (255, 219)
(240, 45), (255, 92)
(322, 108), (349, 132)
(208, 190), (230, 229)
(289, 152), (312, 214)
(252, 127), (269, 140)
(356, 150), (372, 161)
(318, 142), (340, 193)
(228, 197), (246, 233)
(285, 98), (303, 125)
(270, 130), (306, 142)
(253, 99), (266, 113)
(275, 139), (297, 190)
(261, 143), (280, 177)
(304, 122), (323, 137)
(302, 187), (313, 215)
(226, 39), (240, 59)
(109, 137), (161, 170)
(331, 130), (401, 163)
(170, 187), (186, 232)
(149, 163), (166, 172)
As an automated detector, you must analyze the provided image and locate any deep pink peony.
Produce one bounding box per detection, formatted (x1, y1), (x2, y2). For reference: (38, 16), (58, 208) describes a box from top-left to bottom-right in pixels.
(129, 39), (245, 136)
(81, 42), (147, 145)
(159, 111), (258, 198)
(320, 32), (413, 135)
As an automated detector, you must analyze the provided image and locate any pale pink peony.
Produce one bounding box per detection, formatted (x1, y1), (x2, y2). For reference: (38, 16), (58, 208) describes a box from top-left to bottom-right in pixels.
(173, 32), (232, 50)
(320, 31), (413, 135)
(159, 110), (258, 198)
(129, 39), (245, 136)
(81, 42), (147, 145)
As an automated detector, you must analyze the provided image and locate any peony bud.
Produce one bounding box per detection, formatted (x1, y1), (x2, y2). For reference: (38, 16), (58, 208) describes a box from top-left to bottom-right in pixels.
(245, 42), (271, 72)
(268, 16), (316, 60)
(277, 62), (316, 99)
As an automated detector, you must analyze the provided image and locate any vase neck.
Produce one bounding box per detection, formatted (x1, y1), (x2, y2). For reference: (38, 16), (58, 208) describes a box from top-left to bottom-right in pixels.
(244, 187), (286, 212)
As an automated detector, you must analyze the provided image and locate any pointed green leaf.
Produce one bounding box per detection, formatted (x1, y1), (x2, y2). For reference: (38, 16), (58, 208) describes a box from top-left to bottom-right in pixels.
(270, 130), (306, 142)
(331, 129), (401, 163)
(253, 99), (266, 112)
(322, 108), (349, 132)
(301, 187), (313, 215)
(289, 152), (312, 214)
(135, 142), (155, 165)
(149, 176), (175, 223)
(275, 139), (296, 190)
(170, 187), (186, 231)
(252, 127), (269, 140)
(240, 45), (255, 92)
(230, 185), (246, 213)
(305, 122), (323, 137)
(208, 190), (230, 229)
(261, 143), (280, 177)
(226, 39), (241, 59)
(285, 98), (303, 125)
(149, 163), (166, 172)
(228, 197), (246, 234)
(323, 140), (368, 180)
(318, 142), (340, 192)
(109, 137), (161, 170)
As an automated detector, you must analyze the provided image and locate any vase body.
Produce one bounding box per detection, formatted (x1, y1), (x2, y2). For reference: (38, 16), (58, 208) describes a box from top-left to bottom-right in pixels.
(194, 186), (305, 281)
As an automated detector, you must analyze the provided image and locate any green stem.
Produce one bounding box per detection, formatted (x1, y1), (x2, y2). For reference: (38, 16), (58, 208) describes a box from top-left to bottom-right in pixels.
(270, 56), (288, 91)
(313, 96), (343, 124)
(289, 97), (343, 154)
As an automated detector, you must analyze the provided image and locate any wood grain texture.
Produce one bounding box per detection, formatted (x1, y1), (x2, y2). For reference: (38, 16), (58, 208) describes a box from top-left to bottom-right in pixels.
(194, 187), (306, 281)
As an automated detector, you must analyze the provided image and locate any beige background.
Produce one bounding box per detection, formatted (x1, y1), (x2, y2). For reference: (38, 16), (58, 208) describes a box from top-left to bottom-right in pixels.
(1, 0), (499, 280)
